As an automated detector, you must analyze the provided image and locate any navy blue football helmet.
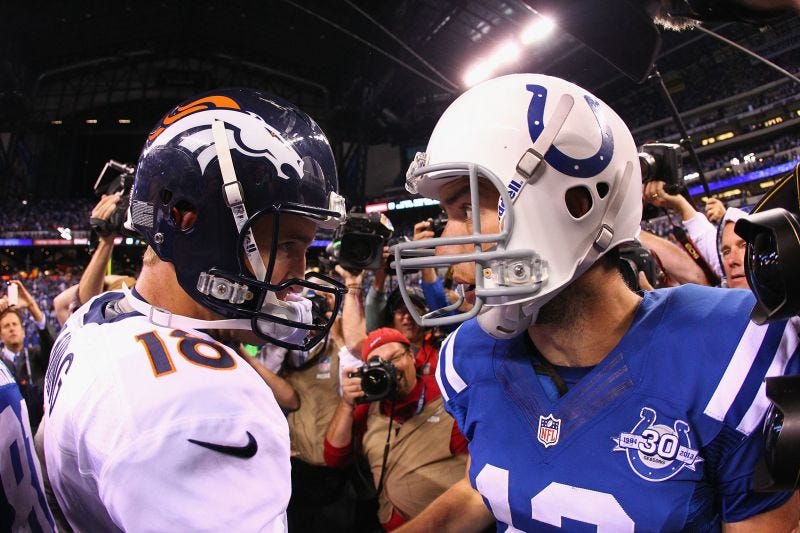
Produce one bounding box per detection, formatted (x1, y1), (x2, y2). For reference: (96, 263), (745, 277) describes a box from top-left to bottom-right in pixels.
(128, 88), (347, 349)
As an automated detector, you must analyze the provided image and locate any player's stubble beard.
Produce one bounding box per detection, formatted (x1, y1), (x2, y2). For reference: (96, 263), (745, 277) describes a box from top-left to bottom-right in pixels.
(534, 258), (621, 329)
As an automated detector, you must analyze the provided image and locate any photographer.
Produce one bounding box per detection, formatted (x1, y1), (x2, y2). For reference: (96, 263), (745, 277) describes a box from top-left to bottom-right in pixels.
(52, 193), (137, 325)
(643, 180), (751, 288)
(323, 327), (467, 530)
(80, 192), (124, 306)
(0, 280), (53, 433)
(339, 262), (441, 377)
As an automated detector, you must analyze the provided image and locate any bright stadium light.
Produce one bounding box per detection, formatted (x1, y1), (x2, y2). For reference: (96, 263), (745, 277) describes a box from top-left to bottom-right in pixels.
(463, 60), (494, 87)
(492, 40), (521, 65)
(520, 16), (555, 45)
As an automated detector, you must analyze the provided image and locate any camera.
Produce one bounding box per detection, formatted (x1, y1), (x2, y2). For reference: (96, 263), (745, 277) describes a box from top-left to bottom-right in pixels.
(638, 143), (684, 195)
(91, 159), (135, 237)
(618, 242), (660, 293)
(348, 356), (398, 404)
(331, 212), (394, 271)
(429, 212), (448, 238)
(733, 165), (800, 492)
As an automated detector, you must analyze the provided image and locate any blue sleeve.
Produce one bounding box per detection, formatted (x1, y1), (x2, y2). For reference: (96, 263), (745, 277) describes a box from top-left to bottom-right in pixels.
(421, 277), (457, 333)
(709, 316), (800, 522)
(0, 379), (55, 532)
(421, 277), (448, 313)
(713, 425), (793, 523)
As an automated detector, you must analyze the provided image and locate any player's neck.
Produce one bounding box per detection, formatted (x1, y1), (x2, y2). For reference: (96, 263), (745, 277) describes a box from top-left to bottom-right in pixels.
(528, 268), (641, 368)
(135, 260), (216, 322)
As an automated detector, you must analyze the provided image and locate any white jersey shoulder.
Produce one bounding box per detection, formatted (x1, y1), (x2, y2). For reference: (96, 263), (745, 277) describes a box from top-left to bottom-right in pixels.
(44, 292), (290, 532)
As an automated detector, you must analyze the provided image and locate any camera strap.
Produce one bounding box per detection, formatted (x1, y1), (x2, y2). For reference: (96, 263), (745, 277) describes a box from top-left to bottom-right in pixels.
(375, 395), (397, 496)
(669, 224), (721, 286)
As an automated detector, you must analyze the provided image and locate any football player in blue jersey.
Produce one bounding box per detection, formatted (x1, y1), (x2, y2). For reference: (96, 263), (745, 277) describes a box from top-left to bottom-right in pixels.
(392, 74), (800, 532)
(0, 362), (55, 531)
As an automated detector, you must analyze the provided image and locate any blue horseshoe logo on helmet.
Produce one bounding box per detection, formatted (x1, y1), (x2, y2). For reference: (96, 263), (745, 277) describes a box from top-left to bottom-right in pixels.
(526, 84), (614, 178)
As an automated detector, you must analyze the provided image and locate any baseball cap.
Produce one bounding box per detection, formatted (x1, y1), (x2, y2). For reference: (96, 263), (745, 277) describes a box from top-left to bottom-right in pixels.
(364, 327), (410, 360)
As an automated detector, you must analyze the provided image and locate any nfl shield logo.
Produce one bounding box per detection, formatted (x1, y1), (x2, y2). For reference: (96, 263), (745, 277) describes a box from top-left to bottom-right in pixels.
(537, 414), (561, 448)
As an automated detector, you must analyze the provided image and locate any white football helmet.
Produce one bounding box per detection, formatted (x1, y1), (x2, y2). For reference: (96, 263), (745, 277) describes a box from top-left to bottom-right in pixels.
(393, 74), (643, 338)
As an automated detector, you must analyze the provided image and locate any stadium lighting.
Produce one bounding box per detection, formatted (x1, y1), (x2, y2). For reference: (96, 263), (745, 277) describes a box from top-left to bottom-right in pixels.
(51, 119), (62, 125)
(492, 40), (521, 65)
(118, 118), (131, 124)
(463, 60), (494, 87)
(520, 16), (555, 45)
(86, 119), (98, 124)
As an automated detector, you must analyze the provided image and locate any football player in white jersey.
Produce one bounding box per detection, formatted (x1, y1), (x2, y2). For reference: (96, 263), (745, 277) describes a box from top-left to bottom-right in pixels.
(391, 74), (800, 531)
(40, 89), (347, 532)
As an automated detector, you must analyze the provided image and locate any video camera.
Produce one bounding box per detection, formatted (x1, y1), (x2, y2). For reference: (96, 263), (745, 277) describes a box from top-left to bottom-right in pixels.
(327, 212), (394, 271)
(639, 143), (684, 195)
(733, 165), (800, 492)
(91, 159), (135, 237)
(348, 356), (398, 404)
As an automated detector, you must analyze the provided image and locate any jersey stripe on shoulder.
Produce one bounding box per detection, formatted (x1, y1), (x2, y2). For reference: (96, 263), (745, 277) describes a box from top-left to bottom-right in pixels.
(703, 320), (768, 423)
(436, 324), (468, 403)
(0, 363), (16, 386)
(736, 321), (800, 434)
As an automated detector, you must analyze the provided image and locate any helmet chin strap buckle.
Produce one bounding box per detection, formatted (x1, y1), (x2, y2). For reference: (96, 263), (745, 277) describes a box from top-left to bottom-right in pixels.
(594, 224), (614, 252)
(197, 272), (251, 304)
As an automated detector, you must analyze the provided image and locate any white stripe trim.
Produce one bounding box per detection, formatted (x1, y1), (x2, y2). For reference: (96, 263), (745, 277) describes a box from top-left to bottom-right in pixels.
(435, 347), (449, 403)
(704, 321), (768, 422)
(443, 325), (468, 398)
(0, 364), (15, 386)
(737, 322), (800, 434)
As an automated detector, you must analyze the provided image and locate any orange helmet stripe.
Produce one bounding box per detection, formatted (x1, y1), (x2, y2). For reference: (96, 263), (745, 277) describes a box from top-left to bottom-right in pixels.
(148, 96), (242, 141)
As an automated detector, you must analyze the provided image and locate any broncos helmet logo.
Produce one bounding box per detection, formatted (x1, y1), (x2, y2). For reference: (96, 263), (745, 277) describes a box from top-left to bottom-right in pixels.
(146, 95), (306, 181)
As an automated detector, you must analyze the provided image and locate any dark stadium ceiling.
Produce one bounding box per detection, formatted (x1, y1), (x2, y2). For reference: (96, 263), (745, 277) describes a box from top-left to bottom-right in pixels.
(1, 0), (797, 146)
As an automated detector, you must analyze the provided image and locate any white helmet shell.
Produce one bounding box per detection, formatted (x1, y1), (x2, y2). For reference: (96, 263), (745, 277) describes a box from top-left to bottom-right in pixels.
(397, 74), (643, 338)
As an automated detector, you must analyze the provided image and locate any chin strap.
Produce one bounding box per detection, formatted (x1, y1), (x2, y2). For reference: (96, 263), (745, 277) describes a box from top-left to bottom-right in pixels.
(211, 119), (269, 281)
(122, 284), (312, 345)
(477, 299), (538, 339)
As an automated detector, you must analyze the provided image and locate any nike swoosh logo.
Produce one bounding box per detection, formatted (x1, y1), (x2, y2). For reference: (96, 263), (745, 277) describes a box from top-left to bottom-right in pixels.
(188, 431), (258, 459)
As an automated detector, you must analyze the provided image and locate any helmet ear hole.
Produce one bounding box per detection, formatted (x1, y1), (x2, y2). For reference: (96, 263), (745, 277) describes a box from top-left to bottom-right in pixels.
(160, 189), (173, 205)
(596, 182), (610, 199)
(171, 200), (198, 231)
(565, 186), (593, 219)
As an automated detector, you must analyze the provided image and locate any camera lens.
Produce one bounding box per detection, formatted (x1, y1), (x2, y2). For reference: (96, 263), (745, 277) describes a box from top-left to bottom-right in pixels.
(349, 239), (374, 264)
(748, 232), (785, 310)
(362, 368), (390, 396)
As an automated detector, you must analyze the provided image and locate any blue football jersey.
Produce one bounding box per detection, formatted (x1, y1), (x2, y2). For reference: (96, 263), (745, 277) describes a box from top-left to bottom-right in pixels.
(0, 364), (55, 532)
(436, 285), (800, 532)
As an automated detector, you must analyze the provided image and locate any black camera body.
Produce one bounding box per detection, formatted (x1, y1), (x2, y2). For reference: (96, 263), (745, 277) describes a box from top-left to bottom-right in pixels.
(91, 160), (135, 237)
(618, 242), (660, 292)
(639, 143), (684, 195)
(429, 212), (448, 238)
(348, 356), (398, 404)
(332, 212), (393, 271)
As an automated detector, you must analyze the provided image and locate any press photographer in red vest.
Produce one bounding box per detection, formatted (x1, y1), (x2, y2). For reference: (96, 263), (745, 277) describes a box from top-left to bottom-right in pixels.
(323, 327), (468, 530)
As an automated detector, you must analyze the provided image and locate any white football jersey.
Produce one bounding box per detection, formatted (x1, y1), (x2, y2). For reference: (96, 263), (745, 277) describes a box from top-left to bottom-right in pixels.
(42, 291), (290, 532)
